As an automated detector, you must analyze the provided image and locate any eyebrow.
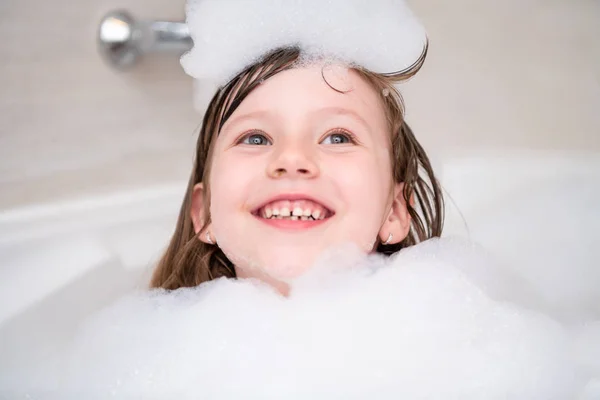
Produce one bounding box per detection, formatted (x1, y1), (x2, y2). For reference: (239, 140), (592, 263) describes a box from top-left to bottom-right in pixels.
(221, 107), (372, 133)
(312, 107), (372, 131)
(221, 110), (272, 133)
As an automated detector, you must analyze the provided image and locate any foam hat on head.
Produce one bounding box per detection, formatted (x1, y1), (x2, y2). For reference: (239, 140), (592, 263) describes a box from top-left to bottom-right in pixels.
(181, 0), (428, 112)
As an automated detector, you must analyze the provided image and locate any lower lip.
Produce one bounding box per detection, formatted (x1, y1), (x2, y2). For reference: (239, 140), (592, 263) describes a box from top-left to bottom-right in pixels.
(253, 215), (331, 230)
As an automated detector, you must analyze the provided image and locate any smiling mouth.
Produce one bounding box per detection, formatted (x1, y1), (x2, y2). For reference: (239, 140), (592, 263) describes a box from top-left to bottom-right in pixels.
(251, 199), (335, 221)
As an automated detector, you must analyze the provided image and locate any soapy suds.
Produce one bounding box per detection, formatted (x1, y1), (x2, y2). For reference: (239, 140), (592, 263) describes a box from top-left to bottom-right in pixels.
(2, 232), (598, 398)
(183, 0), (427, 112)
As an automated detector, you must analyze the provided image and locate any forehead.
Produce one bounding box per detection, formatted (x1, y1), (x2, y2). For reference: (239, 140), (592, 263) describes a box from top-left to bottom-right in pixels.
(222, 64), (388, 131)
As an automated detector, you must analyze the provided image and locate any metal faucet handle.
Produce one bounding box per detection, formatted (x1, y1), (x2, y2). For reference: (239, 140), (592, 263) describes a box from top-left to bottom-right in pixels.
(97, 10), (193, 70)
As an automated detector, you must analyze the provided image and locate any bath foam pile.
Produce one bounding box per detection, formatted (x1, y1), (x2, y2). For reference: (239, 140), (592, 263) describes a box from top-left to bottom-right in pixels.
(10, 241), (597, 399)
(182, 0), (427, 111)
(182, 0), (426, 84)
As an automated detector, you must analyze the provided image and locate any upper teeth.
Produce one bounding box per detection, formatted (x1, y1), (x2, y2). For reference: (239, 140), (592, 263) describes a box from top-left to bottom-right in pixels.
(259, 200), (328, 220)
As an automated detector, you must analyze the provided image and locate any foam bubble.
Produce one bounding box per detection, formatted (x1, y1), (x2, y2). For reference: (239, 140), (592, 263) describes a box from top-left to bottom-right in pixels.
(4, 236), (597, 399)
(182, 0), (427, 87)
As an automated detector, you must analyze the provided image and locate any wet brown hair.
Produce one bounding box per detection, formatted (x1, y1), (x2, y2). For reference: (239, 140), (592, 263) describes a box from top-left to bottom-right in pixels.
(150, 45), (444, 290)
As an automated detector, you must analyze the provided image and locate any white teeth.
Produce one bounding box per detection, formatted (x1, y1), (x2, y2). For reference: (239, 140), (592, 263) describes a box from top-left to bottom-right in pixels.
(312, 209), (322, 220)
(257, 201), (331, 221)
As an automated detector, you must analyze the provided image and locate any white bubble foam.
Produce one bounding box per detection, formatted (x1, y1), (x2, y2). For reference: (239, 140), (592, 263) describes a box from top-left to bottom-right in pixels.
(4, 235), (597, 399)
(182, 0), (427, 88)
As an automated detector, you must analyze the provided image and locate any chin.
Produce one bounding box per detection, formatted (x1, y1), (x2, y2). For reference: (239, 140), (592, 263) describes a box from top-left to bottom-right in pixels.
(257, 250), (321, 282)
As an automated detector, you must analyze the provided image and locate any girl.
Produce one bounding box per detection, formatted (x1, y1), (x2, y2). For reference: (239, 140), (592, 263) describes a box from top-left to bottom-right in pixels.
(150, 45), (444, 294)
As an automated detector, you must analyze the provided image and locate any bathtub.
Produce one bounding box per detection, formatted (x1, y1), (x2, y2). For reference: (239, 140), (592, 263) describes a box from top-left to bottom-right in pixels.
(0, 150), (598, 384)
(0, 184), (186, 379)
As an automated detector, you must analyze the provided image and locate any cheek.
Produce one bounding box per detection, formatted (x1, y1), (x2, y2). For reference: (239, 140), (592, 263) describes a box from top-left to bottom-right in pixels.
(211, 167), (248, 214)
(330, 155), (392, 244)
(334, 154), (392, 209)
(207, 152), (262, 250)
(207, 166), (248, 265)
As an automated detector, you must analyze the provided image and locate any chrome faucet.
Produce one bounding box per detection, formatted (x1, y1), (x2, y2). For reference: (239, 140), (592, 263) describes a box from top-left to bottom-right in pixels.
(97, 10), (192, 69)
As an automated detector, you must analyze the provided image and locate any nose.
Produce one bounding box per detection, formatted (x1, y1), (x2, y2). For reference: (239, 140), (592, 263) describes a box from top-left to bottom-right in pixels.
(267, 140), (319, 179)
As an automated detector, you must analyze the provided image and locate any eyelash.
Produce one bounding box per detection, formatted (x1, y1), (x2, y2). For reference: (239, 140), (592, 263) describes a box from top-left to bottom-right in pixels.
(322, 128), (359, 145)
(237, 130), (272, 146)
(236, 128), (358, 146)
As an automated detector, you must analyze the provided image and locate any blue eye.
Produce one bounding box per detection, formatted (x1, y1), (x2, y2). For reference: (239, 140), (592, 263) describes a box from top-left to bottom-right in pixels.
(321, 130), (355, 145)
(241, 132), (272, 146)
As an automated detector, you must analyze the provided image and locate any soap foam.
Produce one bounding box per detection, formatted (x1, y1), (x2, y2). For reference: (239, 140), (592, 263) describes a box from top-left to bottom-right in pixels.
(182, 0), (427, 94)
(3, 235), (598, 399)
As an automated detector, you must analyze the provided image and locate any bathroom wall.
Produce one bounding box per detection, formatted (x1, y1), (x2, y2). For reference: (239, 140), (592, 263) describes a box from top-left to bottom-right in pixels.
(404, 0), (600, 162)
(1, 0), (599, 210)
(0, 0), (198, 210)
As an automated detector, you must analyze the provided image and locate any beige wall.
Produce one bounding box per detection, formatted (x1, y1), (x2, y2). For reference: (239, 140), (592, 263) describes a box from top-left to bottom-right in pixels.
(404, 0), (600, 159)
(0, 0), (198, 209)
(1, 0), (598, 210)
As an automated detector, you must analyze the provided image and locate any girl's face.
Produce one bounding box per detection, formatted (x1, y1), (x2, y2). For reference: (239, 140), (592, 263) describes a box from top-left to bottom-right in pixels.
(193, 65), (410, 286)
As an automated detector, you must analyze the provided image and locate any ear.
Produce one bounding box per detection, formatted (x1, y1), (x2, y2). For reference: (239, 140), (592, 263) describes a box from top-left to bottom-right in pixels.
(379, 183), (411, 245)
(191, 182), (212, 243)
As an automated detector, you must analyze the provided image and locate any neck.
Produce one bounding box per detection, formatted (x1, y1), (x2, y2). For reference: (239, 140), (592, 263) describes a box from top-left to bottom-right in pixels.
(235, 266), (290, 296)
